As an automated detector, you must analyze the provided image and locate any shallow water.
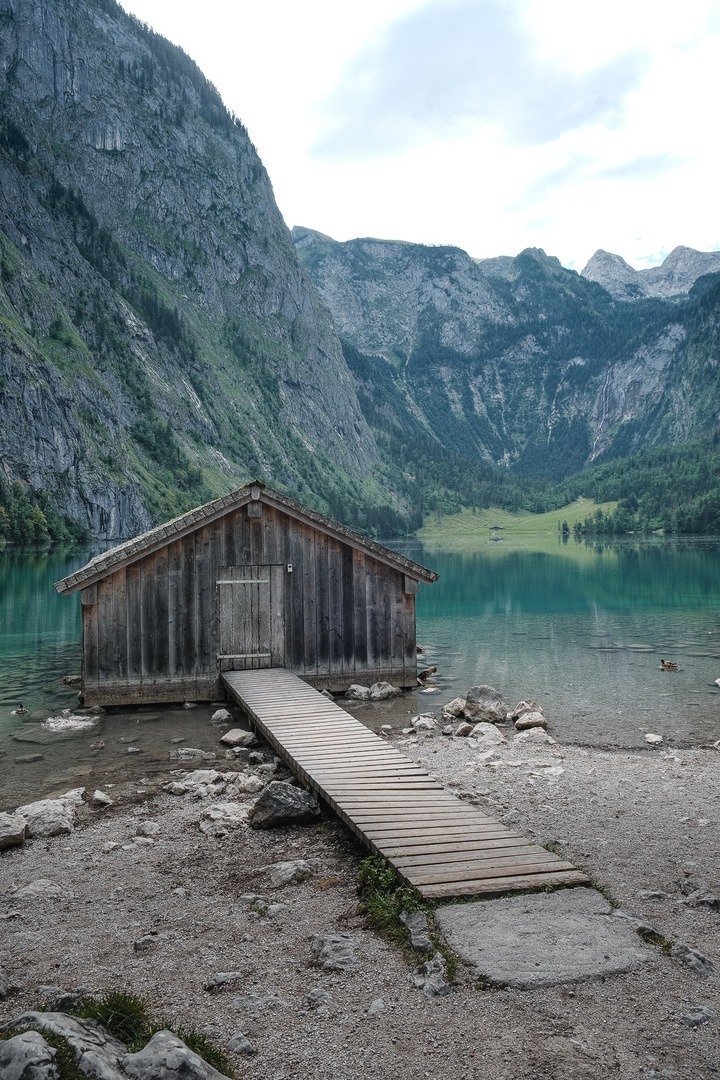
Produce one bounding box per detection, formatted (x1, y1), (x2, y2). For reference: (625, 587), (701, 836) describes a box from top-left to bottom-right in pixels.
(402, 534), (720, 749)
(2, 534), (719, 809)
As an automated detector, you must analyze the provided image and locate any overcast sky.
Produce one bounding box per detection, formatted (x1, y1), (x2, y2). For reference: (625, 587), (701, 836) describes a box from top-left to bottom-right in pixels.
(120, 0), (720, 270)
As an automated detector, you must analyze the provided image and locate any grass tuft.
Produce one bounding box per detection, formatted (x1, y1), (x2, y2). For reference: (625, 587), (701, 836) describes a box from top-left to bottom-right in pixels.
(76, 990), (153, 1050)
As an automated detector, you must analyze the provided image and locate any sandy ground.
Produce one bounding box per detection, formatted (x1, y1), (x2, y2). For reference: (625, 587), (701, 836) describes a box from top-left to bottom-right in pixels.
(1, 717), (719, 1080)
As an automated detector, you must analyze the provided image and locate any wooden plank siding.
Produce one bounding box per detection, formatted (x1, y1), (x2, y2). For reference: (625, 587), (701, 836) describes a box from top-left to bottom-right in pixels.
(80, 501), (421, 706)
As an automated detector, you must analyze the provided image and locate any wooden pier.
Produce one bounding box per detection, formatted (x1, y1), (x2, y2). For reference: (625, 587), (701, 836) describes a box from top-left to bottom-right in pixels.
(222, 669), (588, 899)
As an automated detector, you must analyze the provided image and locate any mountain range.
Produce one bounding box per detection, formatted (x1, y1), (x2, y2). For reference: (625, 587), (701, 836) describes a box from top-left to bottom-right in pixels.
(1, 0), (719, 537)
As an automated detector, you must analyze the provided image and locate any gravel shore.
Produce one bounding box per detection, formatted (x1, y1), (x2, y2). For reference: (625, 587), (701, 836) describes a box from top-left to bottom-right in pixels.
(1, 720), (718, 1080)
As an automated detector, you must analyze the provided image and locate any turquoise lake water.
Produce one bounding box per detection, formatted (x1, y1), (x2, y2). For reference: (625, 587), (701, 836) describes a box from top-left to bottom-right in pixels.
(1, 536), (719, 808)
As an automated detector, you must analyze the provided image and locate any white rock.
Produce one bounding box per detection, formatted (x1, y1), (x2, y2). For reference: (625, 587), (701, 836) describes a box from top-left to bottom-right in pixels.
(508, 698), (543, 721)
(367, 998), (385, 1016)
(6, 1011), (125, 1078)
(470, 722), (507, 745)
(123, 1029), (233, 1079)
(211, 708), (232, 723)
(15, 798), (75, 838)
(411, 714), (438, 731)
(345, 684), (371, 700)
(135, 821), (160, 837)
(0, 812), (26, 850)
(440, 697), (466, 718)
(91, 790), (113, 808)
(163, 782), (187, 796)
(454, 721), (473, 737)
(13, 879), (65, 900)
(236, 773), (264, 794)
(184, 769), (221, 786)
(514, 710), (548, 731)
(0, 1030), (59, 1080)
(514, 728), (557, 746)
(227, 1032), (254, 1055)
(102, 842), (120, 853)
(219, 729), (257, 748)
(199, 803), (249, 836)
(645, 733), (664, 745)
(464, 685), (507, 724)
(369, 682), (402, 700)
(258, 859), (313, 887)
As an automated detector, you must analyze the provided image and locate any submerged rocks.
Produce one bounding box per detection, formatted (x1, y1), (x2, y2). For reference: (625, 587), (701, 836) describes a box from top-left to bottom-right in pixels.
(345, 682), (401, 701)
(369, 682), (402, 700)
(248, 781), (320, 829)
(219, 729), (257, 748)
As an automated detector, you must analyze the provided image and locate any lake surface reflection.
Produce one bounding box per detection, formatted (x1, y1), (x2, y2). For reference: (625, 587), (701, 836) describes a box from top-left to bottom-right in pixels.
(1, 535), (719, 808)
(402, 535), (720, 749)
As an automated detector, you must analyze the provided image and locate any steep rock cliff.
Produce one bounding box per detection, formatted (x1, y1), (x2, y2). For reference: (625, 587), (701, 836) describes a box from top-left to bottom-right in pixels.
(0, 0), (379, 537)
(294, 228), (720, 477)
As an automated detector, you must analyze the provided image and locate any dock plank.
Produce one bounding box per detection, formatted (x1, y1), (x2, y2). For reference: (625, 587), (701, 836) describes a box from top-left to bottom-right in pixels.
(222, 669), (588, 899)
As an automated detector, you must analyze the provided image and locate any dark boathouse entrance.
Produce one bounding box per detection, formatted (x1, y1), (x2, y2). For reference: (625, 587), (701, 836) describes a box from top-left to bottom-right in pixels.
(55, 482), (438, 707)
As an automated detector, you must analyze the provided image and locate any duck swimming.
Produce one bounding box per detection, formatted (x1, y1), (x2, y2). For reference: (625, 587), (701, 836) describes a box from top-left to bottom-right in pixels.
(11, 703), (27, 715)
(660, 659), (679, 671)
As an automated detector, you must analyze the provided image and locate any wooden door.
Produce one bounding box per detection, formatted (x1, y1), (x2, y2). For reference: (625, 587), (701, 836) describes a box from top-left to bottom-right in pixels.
(216, 564), (285, 671)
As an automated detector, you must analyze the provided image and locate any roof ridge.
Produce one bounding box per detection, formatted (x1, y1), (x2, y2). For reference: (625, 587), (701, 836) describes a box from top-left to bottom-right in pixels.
(54, 482), (437, 594)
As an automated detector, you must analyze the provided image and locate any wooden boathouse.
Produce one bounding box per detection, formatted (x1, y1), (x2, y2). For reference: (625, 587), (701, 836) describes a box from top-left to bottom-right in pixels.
(55, 482), (438, 707)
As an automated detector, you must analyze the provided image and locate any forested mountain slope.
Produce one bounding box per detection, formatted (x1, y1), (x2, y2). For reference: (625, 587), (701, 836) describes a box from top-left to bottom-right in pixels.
(0, 0), (390, 539)
(293, 228), (720, 479)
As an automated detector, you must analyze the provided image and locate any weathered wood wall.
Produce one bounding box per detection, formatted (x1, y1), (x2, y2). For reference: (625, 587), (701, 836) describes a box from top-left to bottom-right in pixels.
(81, 501), (417, 705)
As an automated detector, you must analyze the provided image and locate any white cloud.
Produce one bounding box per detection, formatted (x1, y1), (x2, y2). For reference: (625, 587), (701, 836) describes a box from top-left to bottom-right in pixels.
(312, 0), (648, 160)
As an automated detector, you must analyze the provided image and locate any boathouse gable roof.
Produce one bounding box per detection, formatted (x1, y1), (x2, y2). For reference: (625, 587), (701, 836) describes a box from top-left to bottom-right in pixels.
(54, 482), (438, 595)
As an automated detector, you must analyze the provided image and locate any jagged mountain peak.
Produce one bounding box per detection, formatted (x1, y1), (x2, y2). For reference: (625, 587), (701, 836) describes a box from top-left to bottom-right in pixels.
(582, 245), (720, 301)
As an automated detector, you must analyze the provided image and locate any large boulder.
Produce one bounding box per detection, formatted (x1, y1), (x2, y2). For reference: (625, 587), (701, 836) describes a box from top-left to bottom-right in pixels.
(0, 1030), (58, 1080)
(248, 781), (320, 829)
(14, 798), (75, 839)
(0, 812), (26, 850)
(464, 686), (507, 724)
(123, 1030), (232, 1080)
(2, 1012), (127, 1079)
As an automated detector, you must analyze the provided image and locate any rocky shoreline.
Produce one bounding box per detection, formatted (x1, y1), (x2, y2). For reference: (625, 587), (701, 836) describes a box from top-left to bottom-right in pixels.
(1, 692), (719, 1079)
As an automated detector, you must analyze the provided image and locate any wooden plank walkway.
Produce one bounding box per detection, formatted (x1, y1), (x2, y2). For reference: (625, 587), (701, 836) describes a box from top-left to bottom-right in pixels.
(222, 669), (588, 899)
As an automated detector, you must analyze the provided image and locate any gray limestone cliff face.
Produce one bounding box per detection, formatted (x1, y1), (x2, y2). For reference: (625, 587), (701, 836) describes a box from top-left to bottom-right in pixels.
(582, 246), (720, 301)
(0, 0), (376, 536)
(294, 228), (709, 476)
